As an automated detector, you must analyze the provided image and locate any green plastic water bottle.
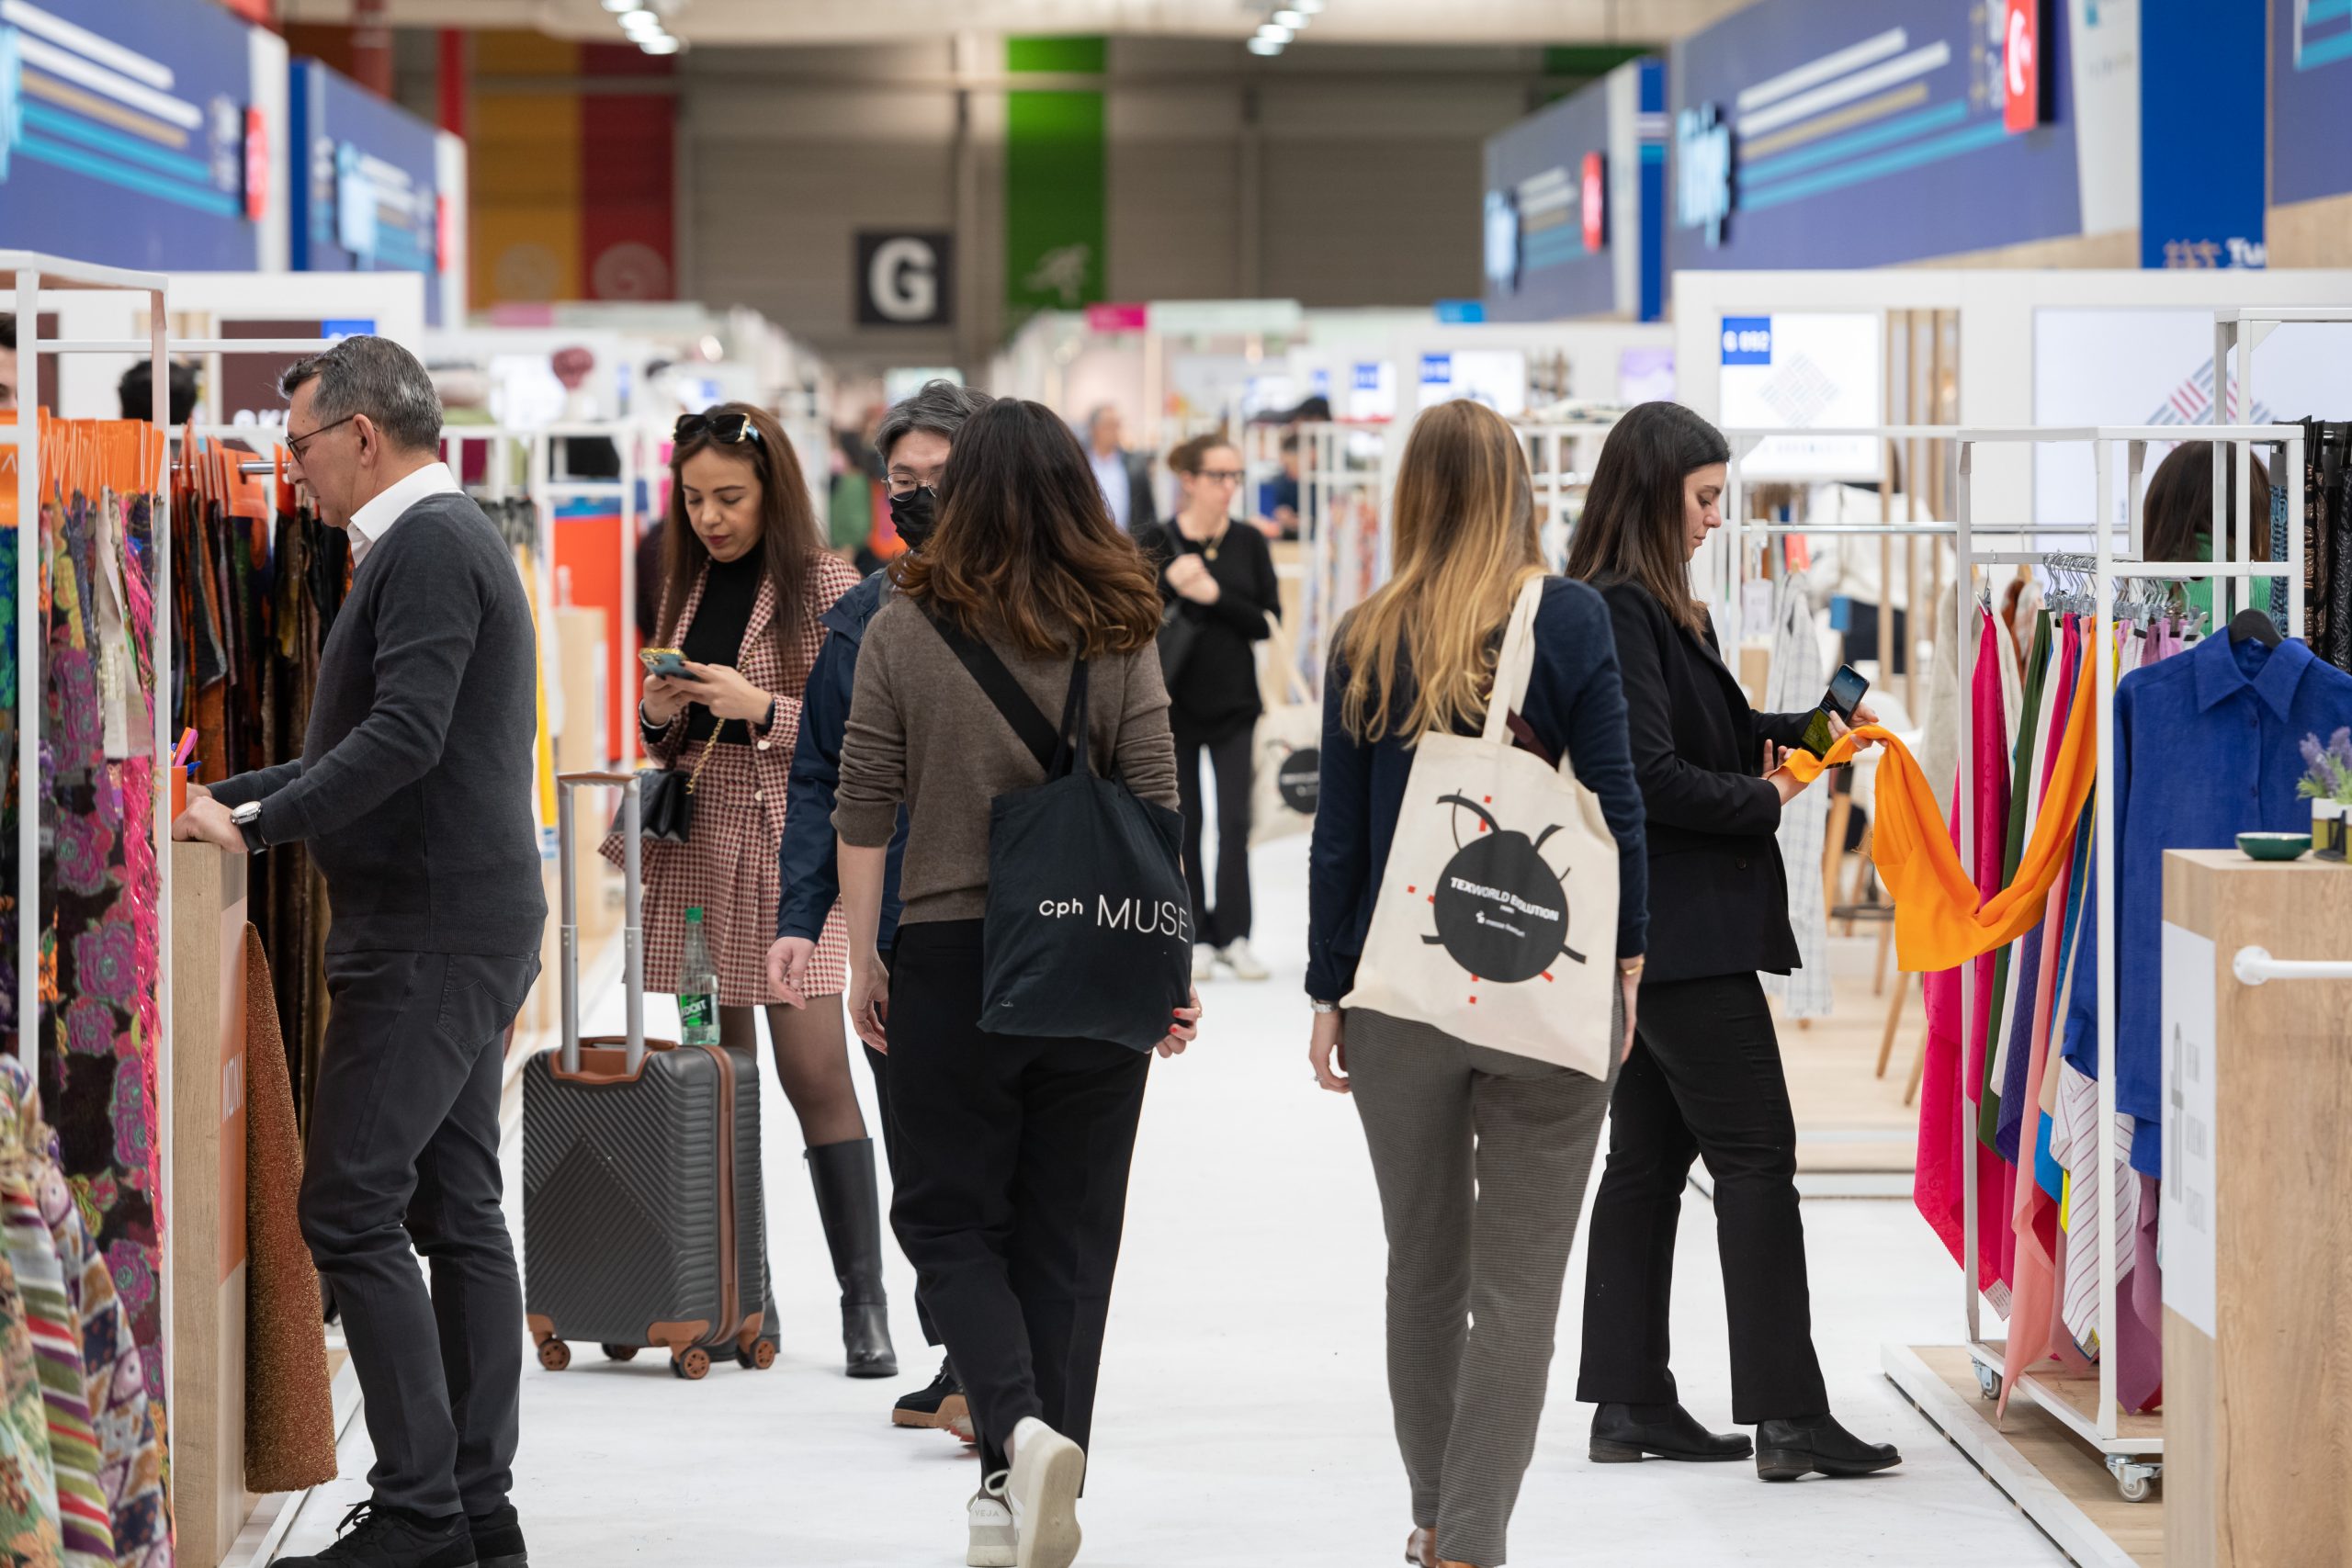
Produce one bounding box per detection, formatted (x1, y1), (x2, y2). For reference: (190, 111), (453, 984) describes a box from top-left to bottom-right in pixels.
(678, 908), (720, 1047)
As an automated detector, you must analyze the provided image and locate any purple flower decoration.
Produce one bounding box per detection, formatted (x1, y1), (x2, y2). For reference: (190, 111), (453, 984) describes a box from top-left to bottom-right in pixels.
(54, 813), (112, 897)
(110, 1066), (154, 1175)
(65, 998), (113, 1058)
(71, 919), (139, 1006)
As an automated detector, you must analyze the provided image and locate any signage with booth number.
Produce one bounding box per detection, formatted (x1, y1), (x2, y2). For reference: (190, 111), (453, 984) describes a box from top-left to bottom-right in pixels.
(857, 231), (956, 327)
(2003, 0), (2043, 134)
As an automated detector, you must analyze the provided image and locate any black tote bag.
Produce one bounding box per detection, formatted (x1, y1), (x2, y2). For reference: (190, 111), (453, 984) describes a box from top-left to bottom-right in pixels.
(924, 611), (1193, 1053)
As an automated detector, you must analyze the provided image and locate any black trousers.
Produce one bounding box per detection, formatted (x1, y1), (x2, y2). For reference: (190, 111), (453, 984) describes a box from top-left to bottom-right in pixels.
(885, 920), (1151, 1476)
(1574, 971), (1828, 1424)
(860, 1023), (940, 1348)
(300, 947), (539, 1517)
(1177, 727), (1254, 947)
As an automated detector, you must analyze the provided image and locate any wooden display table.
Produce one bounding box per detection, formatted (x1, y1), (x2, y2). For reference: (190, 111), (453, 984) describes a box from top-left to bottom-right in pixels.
(2160, 849), (2352, 1566)
(170, 841), (253, 1565)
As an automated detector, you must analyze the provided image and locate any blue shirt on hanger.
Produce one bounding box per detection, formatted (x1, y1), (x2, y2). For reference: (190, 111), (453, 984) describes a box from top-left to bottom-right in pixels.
(2061, 633), (2352, 1177)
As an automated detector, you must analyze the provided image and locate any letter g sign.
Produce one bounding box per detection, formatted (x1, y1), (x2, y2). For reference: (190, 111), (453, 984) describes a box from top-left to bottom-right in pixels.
(856, 231), (956, 328)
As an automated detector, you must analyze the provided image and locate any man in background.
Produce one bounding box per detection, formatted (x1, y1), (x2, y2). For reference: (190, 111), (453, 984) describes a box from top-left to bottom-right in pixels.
(118, 359), (198, 425)
(1085, 402), (1160, 533)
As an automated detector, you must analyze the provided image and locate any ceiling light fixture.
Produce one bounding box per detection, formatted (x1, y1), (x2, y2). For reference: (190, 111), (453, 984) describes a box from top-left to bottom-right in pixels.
(1294, 0), (1323, 10)
(620, 10), (663, 33)
(600, 0), (640, 12)
(640, 33), (683, 53)
(1256, 22), (1291, 40)
(1272, 8), (1305, 27)
(1248, 35), (1283, 54)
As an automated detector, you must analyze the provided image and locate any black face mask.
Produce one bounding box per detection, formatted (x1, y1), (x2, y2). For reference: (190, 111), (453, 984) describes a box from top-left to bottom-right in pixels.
(889, 484), (939, 549)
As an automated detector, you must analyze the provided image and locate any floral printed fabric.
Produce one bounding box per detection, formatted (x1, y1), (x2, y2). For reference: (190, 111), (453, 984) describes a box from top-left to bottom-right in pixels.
(0, 1248), (64, 1568)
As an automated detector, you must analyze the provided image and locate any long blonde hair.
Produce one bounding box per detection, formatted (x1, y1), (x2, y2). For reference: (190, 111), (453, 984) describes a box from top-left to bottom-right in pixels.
(1338, 400), (1544, 742)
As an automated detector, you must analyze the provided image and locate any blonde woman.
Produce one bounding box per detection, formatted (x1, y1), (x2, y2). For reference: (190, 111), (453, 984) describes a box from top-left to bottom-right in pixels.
(1305, 399), (1648, 1568)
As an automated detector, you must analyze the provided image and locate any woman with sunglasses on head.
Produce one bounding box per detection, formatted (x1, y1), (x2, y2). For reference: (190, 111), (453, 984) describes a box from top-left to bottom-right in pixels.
(606, 403), (899, 1379)
(1135, 434), (1283, 983)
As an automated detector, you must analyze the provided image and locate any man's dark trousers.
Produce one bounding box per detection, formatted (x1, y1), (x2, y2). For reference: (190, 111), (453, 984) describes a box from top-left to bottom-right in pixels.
(300, 948), (541, 1518)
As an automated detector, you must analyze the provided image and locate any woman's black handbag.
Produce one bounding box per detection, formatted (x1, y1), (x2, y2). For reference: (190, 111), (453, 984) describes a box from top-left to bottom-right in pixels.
(924, 611), (1193, 1053)
(1158, 598), (1201, 686)
(620, 719), (732, 843)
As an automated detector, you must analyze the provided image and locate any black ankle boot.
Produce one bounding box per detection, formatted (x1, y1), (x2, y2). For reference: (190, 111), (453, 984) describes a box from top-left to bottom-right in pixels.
(807, 1138), (899, 1378)
(1589, 1401), (1753, 1462)
(1754, 1412), (1903, 1480)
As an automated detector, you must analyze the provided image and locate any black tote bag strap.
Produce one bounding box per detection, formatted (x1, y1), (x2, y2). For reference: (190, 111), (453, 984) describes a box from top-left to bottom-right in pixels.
(1053, 657), (1092, 778)
(921, 605), (1069, 775)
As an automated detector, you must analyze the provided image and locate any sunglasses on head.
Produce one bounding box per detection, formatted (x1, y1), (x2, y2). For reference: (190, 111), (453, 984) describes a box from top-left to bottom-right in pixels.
(674, 411), (763, 446)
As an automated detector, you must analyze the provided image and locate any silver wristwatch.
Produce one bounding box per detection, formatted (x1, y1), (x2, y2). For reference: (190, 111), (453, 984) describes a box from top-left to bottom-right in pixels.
(230, 799), (265, 853)
(1311, 998), (1340, 1015)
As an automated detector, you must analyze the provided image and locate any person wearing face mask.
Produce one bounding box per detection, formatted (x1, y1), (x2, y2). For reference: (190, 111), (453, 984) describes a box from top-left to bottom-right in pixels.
(1564, 402), (1901, 1483)
(767, 379), (994, 1432)
(606, 402), (886, 1378)
(1135, 434), (1282, 983)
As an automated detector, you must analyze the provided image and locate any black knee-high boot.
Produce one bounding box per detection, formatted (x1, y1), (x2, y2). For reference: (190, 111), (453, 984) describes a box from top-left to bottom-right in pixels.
(807, 1138), (899, 1378)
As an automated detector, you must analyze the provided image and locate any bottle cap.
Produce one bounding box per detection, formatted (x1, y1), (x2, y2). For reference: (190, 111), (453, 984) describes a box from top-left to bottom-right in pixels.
(685, 907), (704, 921)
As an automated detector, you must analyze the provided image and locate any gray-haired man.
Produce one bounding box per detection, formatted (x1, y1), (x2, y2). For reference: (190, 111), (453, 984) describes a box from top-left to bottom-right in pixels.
(175, 335), (543, 1568)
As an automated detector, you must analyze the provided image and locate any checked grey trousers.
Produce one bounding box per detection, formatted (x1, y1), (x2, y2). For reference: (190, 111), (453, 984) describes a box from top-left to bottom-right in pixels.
(1347, 1001), (1620, 1568)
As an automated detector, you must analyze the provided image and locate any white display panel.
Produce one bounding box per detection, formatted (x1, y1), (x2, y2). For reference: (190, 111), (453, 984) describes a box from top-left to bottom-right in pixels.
(1348, 361), (1397, 423)
(1417, 349), (1528, 416)
(2033, 308), (2352, 529)
(1716, 312), (1883, 480)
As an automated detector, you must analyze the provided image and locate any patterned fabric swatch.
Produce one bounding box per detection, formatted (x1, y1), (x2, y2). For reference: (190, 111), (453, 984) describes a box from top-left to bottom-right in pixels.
(0, 1250), (64, 1568)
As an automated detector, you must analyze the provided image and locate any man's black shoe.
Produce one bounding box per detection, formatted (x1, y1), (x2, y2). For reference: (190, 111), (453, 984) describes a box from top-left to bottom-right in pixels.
(1589, 1401), (1753, 1462)
(1756, 1412), (1904, 1480)
(891, 1355), (967, 1431)
(468, 1502), (529, 1568)
(275, 1503), (476, 1568)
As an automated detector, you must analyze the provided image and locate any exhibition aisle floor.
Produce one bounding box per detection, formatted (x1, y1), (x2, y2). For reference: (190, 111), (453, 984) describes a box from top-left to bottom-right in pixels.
(274, 846), (2065, 1567)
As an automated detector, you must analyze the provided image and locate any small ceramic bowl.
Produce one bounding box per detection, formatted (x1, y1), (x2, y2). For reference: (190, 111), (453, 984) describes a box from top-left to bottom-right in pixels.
(2237, 831), (2313, 862)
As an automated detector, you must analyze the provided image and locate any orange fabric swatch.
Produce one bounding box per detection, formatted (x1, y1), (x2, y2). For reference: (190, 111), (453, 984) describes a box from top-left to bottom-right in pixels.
(1779, 665), (2096, 972)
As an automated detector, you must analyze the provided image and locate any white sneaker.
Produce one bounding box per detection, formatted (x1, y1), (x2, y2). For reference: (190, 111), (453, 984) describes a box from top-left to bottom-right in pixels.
(1192, 942), (1217, 981)
(967, 1472), (1016, 1568)
(1219, 938), (1271, 981)
(1007, 1416), (1085, 1568)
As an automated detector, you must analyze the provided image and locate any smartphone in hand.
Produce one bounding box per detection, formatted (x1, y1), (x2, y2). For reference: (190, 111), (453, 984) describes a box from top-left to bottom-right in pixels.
(639, 647), (689, 679)
(1799, 663), (1870, 760)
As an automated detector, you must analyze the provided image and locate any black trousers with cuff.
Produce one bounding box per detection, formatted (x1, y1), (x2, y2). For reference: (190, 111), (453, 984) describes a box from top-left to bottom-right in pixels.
(1574, 970), (1830, 1425)
(299, 947), (539, 1518)
(884, 919), (1152, 1478)
(1176, 727), (1254, 947)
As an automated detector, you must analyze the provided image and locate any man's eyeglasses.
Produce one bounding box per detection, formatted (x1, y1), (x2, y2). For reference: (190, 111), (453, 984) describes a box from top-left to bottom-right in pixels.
(287, 412), (357, 462)
(675, 411), (763, 446)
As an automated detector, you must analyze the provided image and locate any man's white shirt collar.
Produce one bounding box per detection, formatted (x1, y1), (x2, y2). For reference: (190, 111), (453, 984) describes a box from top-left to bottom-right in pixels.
(349, 462), (462, 565)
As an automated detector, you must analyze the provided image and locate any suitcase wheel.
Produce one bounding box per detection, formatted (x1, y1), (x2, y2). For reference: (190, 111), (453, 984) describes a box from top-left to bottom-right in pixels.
(601, 1344), (640, 1363)
(737, 1339), (777, 1371)
(672, 1347), (712, 1381)
(537, 1339), (572, 1372)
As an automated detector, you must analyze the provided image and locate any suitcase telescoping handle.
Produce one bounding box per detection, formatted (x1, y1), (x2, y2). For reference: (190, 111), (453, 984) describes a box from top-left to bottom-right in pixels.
(557, 772), (647, 1077)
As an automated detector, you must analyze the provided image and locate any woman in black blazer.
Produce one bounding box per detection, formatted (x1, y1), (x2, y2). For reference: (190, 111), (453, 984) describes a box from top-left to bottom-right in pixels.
(1565, 402), (1901, 1483)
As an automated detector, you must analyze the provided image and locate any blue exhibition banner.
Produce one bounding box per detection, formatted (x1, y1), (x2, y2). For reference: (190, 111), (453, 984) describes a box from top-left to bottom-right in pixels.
(2273, 0), (2352, 208)
(0, 0), (260, 271)
(1667, 0), (2127, 276)
(1483, 66), (1622, 322)
(2141, 0), (2266, 268)
(290, 58), (446, 322)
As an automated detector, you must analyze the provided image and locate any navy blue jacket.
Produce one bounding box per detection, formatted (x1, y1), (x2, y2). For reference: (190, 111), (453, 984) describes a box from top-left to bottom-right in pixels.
(777, 570), (910, 953)
(1305, 577), (1648, 1002)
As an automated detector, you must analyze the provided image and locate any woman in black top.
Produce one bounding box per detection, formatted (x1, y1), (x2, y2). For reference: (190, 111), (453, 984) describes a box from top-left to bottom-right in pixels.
(1136, 434), (1283, 983)
(1565, 402), (1902, 1483)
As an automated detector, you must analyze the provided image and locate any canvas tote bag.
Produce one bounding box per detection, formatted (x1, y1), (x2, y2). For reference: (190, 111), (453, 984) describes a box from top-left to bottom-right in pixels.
(1341, 580), (1620, 1078)
(1250, 615), (1322, 847)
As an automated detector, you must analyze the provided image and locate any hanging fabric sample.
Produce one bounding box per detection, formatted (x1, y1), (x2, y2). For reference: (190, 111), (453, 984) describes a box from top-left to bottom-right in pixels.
(1761, 570), (1832, 1019)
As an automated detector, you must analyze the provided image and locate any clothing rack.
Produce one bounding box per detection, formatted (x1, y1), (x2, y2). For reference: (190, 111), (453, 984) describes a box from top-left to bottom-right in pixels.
(1922, 424), (2307, 1508)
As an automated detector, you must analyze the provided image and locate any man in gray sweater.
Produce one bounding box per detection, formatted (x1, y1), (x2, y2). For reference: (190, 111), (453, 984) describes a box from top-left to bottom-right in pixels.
(175, 336), (543, 1568)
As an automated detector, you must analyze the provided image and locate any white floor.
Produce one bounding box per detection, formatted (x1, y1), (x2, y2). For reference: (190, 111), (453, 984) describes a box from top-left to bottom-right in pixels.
(274, 843), (2065, 1567)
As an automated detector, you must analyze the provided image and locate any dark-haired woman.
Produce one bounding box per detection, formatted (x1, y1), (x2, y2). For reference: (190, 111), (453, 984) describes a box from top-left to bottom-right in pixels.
(1136, 434), (1283, 983)
(1566, 401), (1901, 1482)
(2143, 441), (2272, 627)
(835, 398), (1200, 1568)
(609, 403), (899, 1379)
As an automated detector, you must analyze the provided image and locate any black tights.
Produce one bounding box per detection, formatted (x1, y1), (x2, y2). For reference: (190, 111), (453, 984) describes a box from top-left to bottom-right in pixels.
(718, 999), (866, 1148)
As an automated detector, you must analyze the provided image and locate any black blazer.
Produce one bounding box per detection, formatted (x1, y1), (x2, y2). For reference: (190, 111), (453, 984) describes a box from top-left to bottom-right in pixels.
(1596, 577), (1812, 985)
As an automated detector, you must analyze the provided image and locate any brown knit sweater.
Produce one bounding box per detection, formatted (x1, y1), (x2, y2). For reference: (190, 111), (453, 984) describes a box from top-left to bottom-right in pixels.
(834, 596), (1181, 925)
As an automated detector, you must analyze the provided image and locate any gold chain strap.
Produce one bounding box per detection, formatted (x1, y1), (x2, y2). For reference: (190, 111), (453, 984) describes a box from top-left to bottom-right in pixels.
(684, 718), (734, 794)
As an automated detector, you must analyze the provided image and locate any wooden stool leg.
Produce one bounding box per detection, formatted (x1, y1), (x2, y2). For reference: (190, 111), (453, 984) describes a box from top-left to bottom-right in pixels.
(1877, 968), (1910, 1077)
(1822, 795), (1853, 934)
(1903, 1034), (1927, 1107)
(1873, 916), (1893, 997)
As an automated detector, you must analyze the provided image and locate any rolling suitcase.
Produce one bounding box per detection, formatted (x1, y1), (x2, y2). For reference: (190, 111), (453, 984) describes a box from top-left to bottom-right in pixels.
(522, 771), (776, 1380)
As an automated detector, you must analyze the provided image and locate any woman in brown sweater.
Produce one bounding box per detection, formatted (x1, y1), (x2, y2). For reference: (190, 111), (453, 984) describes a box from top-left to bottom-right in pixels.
(834, 399), (1199, 1568)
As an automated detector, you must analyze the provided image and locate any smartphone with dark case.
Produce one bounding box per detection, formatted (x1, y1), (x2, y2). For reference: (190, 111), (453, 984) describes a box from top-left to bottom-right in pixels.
(1799, 663), (1870, 760)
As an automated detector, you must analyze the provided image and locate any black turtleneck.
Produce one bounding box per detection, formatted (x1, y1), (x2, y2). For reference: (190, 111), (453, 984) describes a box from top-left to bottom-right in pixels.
(677, 550), (763, 743)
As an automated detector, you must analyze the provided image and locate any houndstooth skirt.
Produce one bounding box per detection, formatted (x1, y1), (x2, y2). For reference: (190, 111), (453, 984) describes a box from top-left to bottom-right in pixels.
(609, 740), (850, 1007)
